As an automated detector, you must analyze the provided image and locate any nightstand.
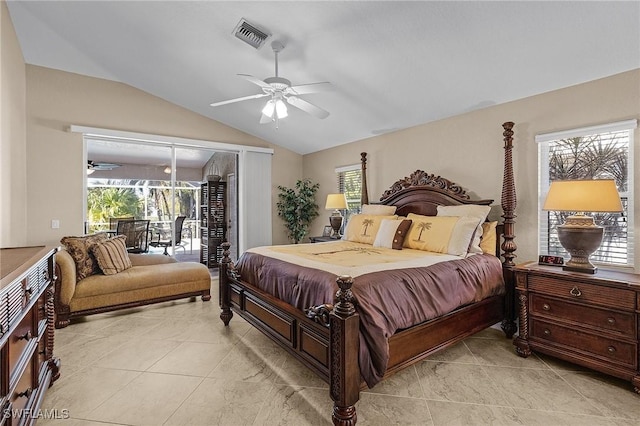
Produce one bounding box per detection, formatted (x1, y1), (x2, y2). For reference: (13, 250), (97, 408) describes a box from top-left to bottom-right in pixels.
(309, 236), (338, 243)
(513, 262), (640, 393)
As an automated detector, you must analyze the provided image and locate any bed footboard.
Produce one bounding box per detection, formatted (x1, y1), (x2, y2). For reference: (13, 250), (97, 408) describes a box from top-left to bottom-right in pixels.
(219, 243), (361, 425)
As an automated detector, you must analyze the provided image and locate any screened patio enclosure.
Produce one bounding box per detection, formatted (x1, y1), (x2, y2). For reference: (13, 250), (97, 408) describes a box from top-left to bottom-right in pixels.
(85, 138), (237, 259)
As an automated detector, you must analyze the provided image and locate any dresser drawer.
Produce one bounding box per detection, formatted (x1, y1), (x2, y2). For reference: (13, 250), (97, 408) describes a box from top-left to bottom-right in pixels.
(531, 319), (637, 369)
(529, 275), (635, 311)
(8, 309), (35, 377)
(10, 360), (34, 413)
(530, 294), (635, 337)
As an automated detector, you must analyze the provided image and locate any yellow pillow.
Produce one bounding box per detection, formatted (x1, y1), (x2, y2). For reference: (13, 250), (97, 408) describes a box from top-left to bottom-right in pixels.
(343, 214), (398, 245)
(361, 204), (397, 215)
(436, 204), (491, 254)
(480, 221), (498, 256)
(405, 213), (479, 256)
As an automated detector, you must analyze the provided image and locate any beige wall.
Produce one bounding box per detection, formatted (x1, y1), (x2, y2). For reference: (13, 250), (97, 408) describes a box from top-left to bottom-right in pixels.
(304, 69), (640, 272)
(25, 65), (302, 247)
(0, 1), (27, 247)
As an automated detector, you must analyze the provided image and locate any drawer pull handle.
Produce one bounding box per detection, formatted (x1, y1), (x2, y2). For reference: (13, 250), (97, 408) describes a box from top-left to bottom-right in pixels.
(607, 317), (616, 325)
(542, 304), (550, 311)
(570, 286), (582, 297)
(18, 331), (33, 341)
(543, 329), (551, 336)
(16, 388), (32, 399)
(607, 346), (616, 354)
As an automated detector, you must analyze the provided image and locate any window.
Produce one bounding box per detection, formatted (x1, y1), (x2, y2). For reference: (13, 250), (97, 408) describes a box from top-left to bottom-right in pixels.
(336, 164), (362, 222)
(537, 120), (637, 267)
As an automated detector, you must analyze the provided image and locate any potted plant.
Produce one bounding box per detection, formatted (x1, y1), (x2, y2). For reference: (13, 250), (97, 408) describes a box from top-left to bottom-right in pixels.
(277, 179), (320, 243)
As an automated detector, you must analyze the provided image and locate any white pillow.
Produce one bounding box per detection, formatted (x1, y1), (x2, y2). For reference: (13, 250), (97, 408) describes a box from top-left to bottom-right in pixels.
(361, 204), (397, 216)
(373, 219), (412, 250)
(437, 205), (491, 254)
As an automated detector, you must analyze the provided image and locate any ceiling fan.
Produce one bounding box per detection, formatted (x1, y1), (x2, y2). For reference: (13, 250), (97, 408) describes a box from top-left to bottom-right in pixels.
(210, 41), (333, 124)
(87, 160), (120, 175)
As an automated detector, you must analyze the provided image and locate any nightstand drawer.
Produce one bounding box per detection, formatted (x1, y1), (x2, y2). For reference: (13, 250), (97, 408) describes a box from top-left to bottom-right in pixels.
(529, 276), (635, 310)
(530, 294), (635, 337)
(531, 319), (637, 369)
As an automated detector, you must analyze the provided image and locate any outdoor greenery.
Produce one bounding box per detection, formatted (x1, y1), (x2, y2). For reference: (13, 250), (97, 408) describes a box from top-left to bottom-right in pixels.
(87, 187), (141, 227)
(549, 136), (627, 188)
(86, 179), (199, 233)
(277, 179), (320, 244)
(339, 169), (362, 221)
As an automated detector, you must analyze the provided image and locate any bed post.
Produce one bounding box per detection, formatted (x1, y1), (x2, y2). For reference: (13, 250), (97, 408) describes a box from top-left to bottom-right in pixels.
(500, 121), (518, 338)
(360, 152), (369, 205)
(330, 276), (360, 426)
(219, 242), (233, 326)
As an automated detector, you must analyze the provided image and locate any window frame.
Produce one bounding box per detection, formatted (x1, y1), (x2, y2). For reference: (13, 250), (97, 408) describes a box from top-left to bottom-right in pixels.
(536, 119), (637, 269)
(335, 163), (362, 223)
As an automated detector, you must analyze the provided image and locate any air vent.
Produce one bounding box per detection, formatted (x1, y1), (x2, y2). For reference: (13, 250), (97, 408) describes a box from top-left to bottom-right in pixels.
(233, 19), (270, 49)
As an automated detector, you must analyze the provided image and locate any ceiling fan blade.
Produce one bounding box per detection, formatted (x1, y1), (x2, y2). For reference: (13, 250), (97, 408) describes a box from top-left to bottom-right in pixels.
(210, 93), (269, 107)
(238, 74), (272, 89)
(286, 96), (330, 119)
(287, 82), (333, 95)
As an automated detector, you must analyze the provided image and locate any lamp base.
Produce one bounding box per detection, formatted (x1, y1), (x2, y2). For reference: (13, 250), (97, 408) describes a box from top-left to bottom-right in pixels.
(329, 214), (343, 238)
(557, 216), (603, 274)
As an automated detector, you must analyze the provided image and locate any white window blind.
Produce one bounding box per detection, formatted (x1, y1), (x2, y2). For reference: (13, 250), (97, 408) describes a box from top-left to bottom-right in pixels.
(537, 120), (636, 267)
(336, 164), (362, 222)
(239, 150), (272, 252)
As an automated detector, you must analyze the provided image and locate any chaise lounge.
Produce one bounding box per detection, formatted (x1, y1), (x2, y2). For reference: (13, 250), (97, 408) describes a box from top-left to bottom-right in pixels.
(53, 235), (211, 329)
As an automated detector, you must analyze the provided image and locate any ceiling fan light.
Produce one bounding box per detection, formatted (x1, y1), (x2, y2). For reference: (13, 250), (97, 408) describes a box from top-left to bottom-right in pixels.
(262, 100), (275, 117)
(275, 99), (288, 118)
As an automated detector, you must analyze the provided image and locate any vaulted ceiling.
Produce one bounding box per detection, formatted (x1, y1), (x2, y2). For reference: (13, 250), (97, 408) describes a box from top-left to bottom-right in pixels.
(8, 1), (640, 154)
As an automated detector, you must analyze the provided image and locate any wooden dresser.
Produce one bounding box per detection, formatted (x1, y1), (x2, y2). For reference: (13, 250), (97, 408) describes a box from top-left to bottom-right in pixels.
(513, 262), (640, 392)
(0, 246), (60, 424)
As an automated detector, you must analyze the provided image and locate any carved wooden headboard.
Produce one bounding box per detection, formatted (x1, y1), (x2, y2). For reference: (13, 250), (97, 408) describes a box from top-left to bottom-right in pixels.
(357, 121), (516, 268)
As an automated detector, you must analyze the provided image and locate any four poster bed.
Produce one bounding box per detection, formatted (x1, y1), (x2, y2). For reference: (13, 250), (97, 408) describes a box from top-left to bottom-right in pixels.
(219, 122), (518, 425)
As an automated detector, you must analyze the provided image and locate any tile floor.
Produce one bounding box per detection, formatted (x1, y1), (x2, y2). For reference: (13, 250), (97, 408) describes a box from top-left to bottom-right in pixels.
(40, 278), (640, 426)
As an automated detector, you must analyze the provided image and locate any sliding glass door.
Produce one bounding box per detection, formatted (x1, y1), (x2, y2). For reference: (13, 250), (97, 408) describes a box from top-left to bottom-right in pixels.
(85, 138), (229, 258)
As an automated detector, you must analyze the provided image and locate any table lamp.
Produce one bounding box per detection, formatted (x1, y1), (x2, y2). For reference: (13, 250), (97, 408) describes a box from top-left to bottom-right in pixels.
(325, 193), (348, 238)
(543, 179), (622, 274)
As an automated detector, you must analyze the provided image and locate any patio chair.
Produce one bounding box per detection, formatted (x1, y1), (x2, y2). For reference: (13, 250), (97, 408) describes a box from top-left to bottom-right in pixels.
(150, 216), (187, 255)
(116, 219), (150, 253)
(108, 216), (134, 233)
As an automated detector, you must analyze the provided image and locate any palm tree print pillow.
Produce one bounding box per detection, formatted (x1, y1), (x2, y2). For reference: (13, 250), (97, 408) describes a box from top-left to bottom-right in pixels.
(405, 213), (480, 256)
(343, 214), (398, 245)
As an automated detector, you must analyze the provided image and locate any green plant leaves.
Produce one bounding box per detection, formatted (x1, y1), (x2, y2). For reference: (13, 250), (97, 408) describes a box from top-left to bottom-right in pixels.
(276, 179), (320, 243)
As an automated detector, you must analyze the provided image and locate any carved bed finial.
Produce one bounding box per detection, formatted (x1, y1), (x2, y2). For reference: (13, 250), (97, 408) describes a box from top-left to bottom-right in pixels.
(333, 276), (356, 317)
(360, 153), (369, 205)
(380, 170), (470, 201)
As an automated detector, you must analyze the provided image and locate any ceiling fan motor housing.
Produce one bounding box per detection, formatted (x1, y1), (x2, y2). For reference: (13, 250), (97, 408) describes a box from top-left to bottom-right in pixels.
(264, 76), (291, 90)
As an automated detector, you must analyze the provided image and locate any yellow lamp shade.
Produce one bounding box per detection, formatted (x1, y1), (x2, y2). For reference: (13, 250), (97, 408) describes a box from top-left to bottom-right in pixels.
(325, 193), (348, 210)
(543, 179), (622, 213)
